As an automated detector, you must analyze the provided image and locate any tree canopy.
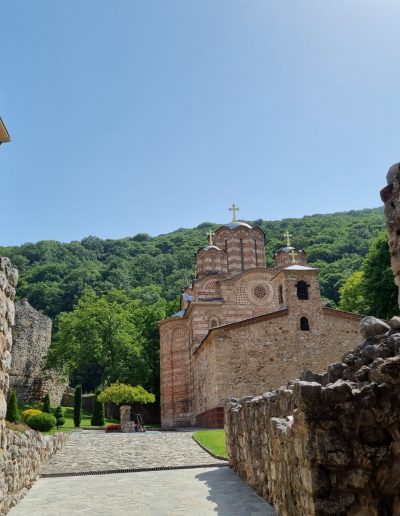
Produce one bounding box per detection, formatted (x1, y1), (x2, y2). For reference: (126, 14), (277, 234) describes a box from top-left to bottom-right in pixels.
(339, 231), (398, 319)
(0, 207), (386, 316)
(98, 383), (155, 406)
(47, 288), (177, 394)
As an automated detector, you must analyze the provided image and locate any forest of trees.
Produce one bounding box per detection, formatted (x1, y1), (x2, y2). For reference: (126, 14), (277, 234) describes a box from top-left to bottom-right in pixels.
(0, 206), (393, 395)
(0, 207), (386, 315)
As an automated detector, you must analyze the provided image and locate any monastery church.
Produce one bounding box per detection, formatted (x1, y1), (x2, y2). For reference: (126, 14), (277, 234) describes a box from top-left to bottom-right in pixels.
(159, 206), (363, 428)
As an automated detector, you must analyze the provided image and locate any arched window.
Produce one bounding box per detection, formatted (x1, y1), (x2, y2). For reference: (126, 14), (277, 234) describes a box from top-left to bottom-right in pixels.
(300, 317), (310, 331)
(209, 318), (219, 329)
(279, 285), (283, 304)
(297, 281), (309, 300)
(240, 238), (244, 271)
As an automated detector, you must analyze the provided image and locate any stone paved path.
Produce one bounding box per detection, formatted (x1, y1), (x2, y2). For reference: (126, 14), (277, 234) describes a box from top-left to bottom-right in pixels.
(10, 467), (276, 515)
(40, 430), (226, 474)
(10, 430), (276, 515)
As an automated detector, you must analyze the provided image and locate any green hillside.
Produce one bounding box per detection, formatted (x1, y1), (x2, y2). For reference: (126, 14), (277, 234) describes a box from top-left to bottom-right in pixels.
(0, 207), (385, 318)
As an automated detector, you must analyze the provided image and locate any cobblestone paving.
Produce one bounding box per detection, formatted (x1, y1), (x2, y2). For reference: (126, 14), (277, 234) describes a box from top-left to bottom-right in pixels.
(10, 467), (277, 515)
(40, 430), (227, 474)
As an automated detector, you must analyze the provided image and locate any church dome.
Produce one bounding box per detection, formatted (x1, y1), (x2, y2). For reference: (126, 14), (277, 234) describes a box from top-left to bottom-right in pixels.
(222, 221), (252, 230)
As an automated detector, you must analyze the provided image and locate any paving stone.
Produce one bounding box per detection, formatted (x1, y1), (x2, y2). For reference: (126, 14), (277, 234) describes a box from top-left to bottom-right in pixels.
(10, 467), (276, 515)
(10, 429), (276, 514)
(40, 430), (226, 474)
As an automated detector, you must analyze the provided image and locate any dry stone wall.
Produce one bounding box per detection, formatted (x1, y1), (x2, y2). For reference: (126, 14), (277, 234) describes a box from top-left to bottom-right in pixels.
(0, 258), (18, 463)
(10, 299), (67, 405)
(0, 259), (69, 515)
(1, 429), (68, 514)
(226, 316), (400, 516)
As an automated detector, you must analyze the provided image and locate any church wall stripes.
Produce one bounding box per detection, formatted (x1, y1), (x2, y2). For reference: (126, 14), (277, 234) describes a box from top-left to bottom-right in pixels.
(193, 307), (362, 421)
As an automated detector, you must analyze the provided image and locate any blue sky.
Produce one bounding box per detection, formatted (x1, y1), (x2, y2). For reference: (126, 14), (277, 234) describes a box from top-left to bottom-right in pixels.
(1, 1), (399, 245)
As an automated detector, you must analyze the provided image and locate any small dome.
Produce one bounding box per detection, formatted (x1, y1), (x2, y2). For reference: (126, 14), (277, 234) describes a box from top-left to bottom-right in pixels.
(222, 221), (252, 230)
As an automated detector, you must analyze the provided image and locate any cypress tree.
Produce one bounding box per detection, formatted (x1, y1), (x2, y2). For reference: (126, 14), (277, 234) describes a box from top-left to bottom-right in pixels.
(73, 385), (82, 428)
(91, 389), (105, 426)
(54, 406), (65, 429)
(6, 390), (19, 423)
(42, 393), (51, 413)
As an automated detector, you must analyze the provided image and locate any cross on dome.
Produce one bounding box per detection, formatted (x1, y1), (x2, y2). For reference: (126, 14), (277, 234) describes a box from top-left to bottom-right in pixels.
(206, 229), (215, 246)
(283, 230), (292, 247)
(229, 203), (240, 222)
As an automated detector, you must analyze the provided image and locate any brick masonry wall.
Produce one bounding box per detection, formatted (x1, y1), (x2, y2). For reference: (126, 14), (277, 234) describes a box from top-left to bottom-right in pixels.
(160, 268), (283, 427)
(195, 406), (224, 428)
(194, 306), (362, 418)
(225, 324), (400, 515)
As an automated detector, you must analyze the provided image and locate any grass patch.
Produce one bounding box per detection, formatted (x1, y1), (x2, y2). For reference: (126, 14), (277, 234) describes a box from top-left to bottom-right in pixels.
(6, 421), (29, 432)
(19, 403), (158, 435)
(144, 423), (161, 430)
(20, 404), (118, 435)
(192, 429), (228, 459)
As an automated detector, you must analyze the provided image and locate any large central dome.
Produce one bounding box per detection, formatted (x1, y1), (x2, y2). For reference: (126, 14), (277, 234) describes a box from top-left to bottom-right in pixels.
(222, 221), (252, 229)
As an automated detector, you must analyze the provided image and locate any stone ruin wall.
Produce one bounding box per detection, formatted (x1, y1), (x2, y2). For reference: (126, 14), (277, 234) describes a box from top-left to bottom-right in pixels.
(2, 428), (68, 513)
(0, 258), (18, 453)
(381, 161), (400, 305)
(10, 299), (67, 405)
(225, 319), (400, 515)
(0, 261), (69, 515)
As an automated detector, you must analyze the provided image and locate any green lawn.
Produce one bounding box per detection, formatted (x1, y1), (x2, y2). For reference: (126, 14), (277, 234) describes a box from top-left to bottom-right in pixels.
(44, 406), (119, 434)
(20, 404), (119, 435)
(192, 429), (228, 459)
(18, 404), (160, 435)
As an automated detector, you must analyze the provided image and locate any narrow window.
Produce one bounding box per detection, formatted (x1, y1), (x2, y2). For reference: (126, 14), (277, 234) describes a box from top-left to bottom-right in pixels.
(240, 238), (244, 271)
(279, 285), (283, 304)
(225, 240), (229, 271)
(300, 317), (310, 331)
(254, 239), (258, 267)
(297, 281), (309, 300)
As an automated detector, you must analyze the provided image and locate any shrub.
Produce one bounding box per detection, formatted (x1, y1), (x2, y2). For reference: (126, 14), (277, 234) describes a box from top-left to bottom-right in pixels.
(105, 424), (121, 433)
(98, 383), (155, 406)
(91, 389), (105, 427)
(54, 406), (65, 429)
(22, 408), (42, 422)
(27, 413), (56, 432)
(42, 393), (51, 413)
(6, 390), (19, 423)
(74, 385), (82, 428)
